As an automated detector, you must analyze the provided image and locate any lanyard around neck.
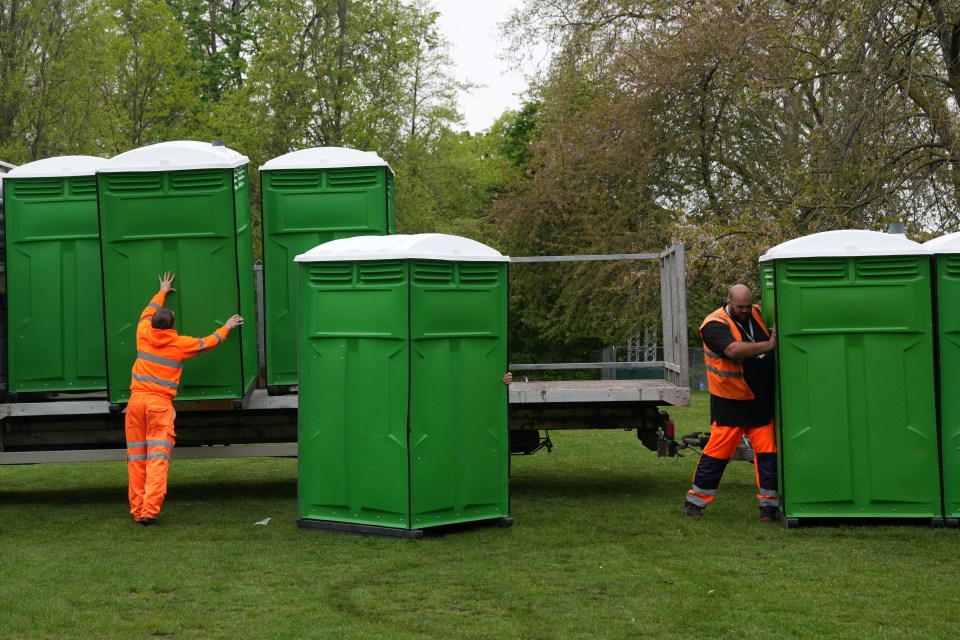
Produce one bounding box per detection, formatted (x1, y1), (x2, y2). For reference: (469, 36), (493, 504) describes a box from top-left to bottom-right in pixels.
(727, 306), (756, 342)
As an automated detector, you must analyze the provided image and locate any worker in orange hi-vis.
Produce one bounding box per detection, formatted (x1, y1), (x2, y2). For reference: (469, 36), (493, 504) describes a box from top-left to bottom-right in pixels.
(125, 272), (243, 527)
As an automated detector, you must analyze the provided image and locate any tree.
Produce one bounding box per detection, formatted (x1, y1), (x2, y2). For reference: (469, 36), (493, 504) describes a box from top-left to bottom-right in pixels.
(102, 0), (202, 150)
(0, 0), (115, 161)
(495, 0), (960, 355)
(166, 0), (260, 104)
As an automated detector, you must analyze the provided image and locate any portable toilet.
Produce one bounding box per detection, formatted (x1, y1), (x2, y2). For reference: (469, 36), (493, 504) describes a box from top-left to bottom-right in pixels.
(4, 156), (108, 395)
(923, 232), (960, 524)
(759, 230), (940, 525)
(97, 141), (258, 404)
(0, 160), (16, 393)
(259, 147), (395, 391)
(295, 234), (510, 537)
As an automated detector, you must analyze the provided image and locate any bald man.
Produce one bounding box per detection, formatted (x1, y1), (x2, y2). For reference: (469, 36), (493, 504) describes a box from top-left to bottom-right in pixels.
(685, 284), (779, 521)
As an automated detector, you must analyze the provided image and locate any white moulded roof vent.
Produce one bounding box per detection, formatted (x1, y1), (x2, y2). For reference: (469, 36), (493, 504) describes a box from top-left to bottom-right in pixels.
(99, 140), (248, 173)
(260, 147), (390, 172)
(295, 233), (509, 263)
(7, 155), (107, 178)
(759, 229), (928, 262)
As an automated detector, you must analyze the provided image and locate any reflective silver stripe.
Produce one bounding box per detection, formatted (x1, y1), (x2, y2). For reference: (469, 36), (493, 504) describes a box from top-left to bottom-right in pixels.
(686, 493), (710, 508)
(127, 454), (147, 461)
(148, 302), (161, 310)
(131, 372), (179, 390)
(759, 488), (778, 498)
(147, 439), (174, 450)
(146, 452), (171, 461)
(759, 497), (780, 507)
(126, 441), (147, 449)
(704, 349), (723, 359)
(705, 364), (744, 379)
(198, 333), (222, 352)
(137, 351), (183, 369)
(691, 484), (716, 497)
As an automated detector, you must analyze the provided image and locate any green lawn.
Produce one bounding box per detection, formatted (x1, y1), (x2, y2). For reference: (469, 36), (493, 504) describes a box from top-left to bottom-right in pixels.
(1, 391), (958, 639)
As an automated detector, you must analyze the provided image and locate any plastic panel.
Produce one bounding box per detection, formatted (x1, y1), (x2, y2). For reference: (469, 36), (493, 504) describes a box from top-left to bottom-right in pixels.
(408, 260), (509, 528)
(261, 165), (393, 386)
(98, 168), (256, 403)
(934, 253), (960, 518)
(775, 255), (940, 519)
(5, 175), (106, 392)
(297, 260), (410, 528)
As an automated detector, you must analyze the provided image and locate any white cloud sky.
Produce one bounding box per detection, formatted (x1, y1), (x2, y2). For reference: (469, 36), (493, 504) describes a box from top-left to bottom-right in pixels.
(432, 0), (542, 132)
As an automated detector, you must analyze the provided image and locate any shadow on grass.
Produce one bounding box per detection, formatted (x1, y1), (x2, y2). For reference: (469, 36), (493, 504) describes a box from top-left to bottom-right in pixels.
(510, 469), (679, 500)
(170, 478), (295, 502)
(0, 478), (296, 506)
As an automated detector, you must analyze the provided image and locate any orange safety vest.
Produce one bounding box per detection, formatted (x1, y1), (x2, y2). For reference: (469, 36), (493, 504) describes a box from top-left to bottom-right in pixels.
(699, 304), (769, 400)
(131, 290), (231, 399)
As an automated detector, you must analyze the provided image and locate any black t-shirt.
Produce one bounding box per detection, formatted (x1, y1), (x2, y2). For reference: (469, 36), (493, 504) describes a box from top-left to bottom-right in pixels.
(701, 311), (775, 427)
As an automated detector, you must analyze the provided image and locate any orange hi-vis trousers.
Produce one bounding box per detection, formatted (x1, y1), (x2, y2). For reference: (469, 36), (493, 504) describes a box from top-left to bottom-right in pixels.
(125, 392), (176, 521)
(686, 419), (779, 509)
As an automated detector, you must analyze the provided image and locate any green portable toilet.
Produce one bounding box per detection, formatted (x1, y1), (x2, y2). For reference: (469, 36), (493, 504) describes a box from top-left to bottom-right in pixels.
(295, 233), (511, 537)
(4, 156), (108, 394)
(923, 232), (960, 524)
(0, 161), (17, 393)
(759, 230), (940, 525)
(97, 141), (258, 404)
(259, 147), (395, 391)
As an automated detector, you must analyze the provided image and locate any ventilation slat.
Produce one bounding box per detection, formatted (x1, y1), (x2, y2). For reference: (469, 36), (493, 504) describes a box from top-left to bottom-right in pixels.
(856, 257), (919, 279)
(414, 262), (454, 284)
(70, 176), (97, 196)
(458, 264), (500, 285)
(170, 170), (225, 191)
(309, 263), (353, 285)
(783, 259), (846, 281)
(106, 173), (163, 193)
(359, 261), (404, 284)
(270, 170), (320, 188)
(233, 166), (247, 191)
(10, 179), (63, 198)
(328, 167), (378, 188)
(944, 256), (960, 278)
(760, 263), (775, 288)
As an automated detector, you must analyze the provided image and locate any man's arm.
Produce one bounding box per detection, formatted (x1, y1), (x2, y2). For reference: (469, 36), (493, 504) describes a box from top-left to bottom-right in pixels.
(177, 315), (244, 358)
(138, 291), (167, 323)
(723, 327), (777, 362)
(140, 272), (176, 321)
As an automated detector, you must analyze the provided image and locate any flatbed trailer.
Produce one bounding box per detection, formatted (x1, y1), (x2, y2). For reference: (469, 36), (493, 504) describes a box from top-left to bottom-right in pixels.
(0, 380), (690, 464)
(0, 245), (689, 464)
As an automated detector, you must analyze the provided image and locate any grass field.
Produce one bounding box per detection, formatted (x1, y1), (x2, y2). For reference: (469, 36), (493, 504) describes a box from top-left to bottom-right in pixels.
(1, 391), (958, 639)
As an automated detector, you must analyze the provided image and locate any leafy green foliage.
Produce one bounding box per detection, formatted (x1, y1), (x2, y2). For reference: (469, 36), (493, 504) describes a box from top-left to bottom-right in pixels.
(495, 0), (960, 351)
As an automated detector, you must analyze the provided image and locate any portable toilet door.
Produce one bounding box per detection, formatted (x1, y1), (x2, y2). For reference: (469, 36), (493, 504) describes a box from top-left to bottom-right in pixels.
(97, 141), (258, 404)
(923, 232), (960, 524)
(259, 147), (395, 391)
(4, 156), (108, 395)
(759, 230), (940, 525)
(294, 234), (510, 536)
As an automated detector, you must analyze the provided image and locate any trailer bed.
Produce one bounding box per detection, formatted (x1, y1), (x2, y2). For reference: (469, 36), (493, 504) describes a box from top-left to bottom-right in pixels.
(509, 379), (688, 406)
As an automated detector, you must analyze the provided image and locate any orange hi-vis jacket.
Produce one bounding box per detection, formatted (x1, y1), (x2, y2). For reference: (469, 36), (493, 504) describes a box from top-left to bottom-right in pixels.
(131, 290), (231, 399)
(699, 304), (769, 401)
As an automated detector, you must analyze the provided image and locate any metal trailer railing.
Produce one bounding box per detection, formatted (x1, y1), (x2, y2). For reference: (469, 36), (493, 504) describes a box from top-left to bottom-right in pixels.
(505, 246), (689, 455)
